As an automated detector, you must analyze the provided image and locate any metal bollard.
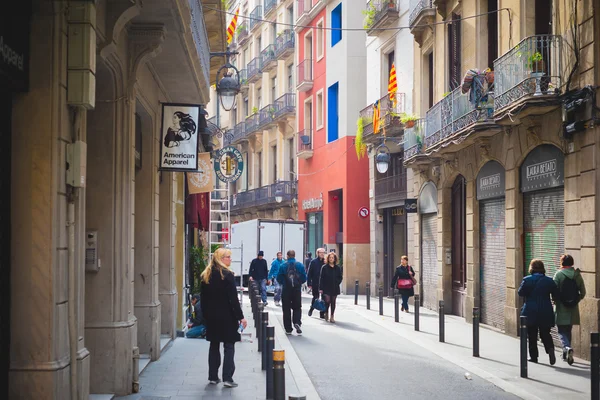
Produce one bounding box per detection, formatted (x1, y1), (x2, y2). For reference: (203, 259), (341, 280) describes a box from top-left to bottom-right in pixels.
(266, 327), (275, 399)
(378, 286), (384, 316)
(394, 290), (400, 323)
(288, 396), (307, 400)
(414, 294), (420, 331)
(473, 307), (480, 357)
(257, 305), (264, 352)
(438, 300), (445, 343)
(261, 312), (269, 369)
(520, 315), (527, 378)
(366, 282), (370, 310)
(591, 333), (599, 400)
(354, 280), (359, 305)
(273, 350), (286, 400)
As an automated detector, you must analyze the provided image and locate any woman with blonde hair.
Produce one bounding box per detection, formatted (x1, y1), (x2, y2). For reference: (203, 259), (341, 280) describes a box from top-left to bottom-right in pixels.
(200, 248), (247, 387)
(518, 259), (559, 365)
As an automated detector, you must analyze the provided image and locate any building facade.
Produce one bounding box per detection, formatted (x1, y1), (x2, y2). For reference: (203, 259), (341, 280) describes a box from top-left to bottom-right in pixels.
(296, 0), (369, 293)
(218, 0), (299, 223)
(2, 0), (225, 398)
(405, 0), (599, 359)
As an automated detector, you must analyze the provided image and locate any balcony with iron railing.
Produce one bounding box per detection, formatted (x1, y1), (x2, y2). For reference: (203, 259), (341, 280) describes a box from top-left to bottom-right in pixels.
(260, 44), (278, 73)
(403, 119), (425, 162)
(423, 85), (495, 152)
(493, 34), (563, 116)
(258, 104), (277, 130)
(247, 57), (262, 83)
(358, 93), (406, 144)
(238, 69), (249, 92)
(409, 0), (435, 33)
(237, 21), (249, 44)
(264, 0), (277, 17)
(227, 121), (247, 145)
(273, 93), (296, 121)
(223, 129), (235, 146)
(297, 128), (313, 159)
(375, 172), (407, 204)
(296, 0), (313, 26)
(231, 181), (298, 211)
(189, 0), (211, 88)
(365, 0), (400, 36)
(297, 59), (313, 92)
(245, 112), (261, 136)
(275, 29), (295, 60)
(249, 6), (262, 32)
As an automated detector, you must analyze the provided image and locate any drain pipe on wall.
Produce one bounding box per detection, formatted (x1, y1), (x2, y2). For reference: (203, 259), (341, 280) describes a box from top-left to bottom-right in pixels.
(67, 196), (78, 400)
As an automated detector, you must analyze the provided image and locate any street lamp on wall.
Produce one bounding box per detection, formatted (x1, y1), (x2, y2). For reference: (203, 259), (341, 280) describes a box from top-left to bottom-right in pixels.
(375, 144), (391, 174)
(211, 47), (241, 112)
(274, 181), (285, 203)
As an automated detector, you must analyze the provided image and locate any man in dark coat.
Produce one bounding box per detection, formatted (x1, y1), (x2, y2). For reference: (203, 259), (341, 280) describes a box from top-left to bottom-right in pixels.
(307, 248), (325, 317)
(277, 250), (307, 335)
(249, 250), (269, 305)
(186, 294), (206, 338)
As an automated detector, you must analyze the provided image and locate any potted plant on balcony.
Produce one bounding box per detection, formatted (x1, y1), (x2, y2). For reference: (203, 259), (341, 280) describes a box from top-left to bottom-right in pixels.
(268, 106), (277, 118)
(400, 113), (419, 128)
(362, 3), (377, 29)
(252, 106), (259, 115)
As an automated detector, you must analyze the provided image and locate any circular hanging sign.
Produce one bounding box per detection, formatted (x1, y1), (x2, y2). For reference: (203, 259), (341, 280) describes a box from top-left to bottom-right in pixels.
(215, 146), (244, 183)
(358, 207), (370, 218)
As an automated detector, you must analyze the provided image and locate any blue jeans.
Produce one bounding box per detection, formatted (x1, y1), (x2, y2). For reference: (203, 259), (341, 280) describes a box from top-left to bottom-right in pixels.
(260, 279), (268, 303)
(186, 325), (206, 338)
(273, 279), (282, 302)
(558, 325), (572, 349)
(401, 294), (410, 311)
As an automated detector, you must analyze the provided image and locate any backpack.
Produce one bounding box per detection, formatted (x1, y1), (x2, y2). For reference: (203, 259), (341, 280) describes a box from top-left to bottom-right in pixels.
(559, 273), (581, 308)
(286, 261), (302, 289)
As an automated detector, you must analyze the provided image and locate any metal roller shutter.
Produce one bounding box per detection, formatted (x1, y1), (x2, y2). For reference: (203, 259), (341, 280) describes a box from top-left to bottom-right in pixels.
(421, 213), (438, 310)
(480, 198), (506, 331)
(524, 188), (564, 347)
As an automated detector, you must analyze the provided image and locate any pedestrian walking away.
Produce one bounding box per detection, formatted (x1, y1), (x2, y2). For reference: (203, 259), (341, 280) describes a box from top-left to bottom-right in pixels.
(185, 294), (206, 338)
(303, 251), (313, 293)
(200, 248), (248, 388)
(390, 255), (416, 313)
(268, 251), (286, 307)
(518, 259), (559, 365)
(307, 248), (326, 318)
(249, 250), (269, 306)
(277, 249), (307, 335)
(319, 252), (343, 323)
(553, 253), (586, 365)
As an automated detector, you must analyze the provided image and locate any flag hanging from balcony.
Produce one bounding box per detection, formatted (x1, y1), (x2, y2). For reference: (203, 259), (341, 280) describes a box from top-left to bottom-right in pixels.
(226, 8), (240, 45)
(373, 100), (381, 134)
(388, 63), (398, 108)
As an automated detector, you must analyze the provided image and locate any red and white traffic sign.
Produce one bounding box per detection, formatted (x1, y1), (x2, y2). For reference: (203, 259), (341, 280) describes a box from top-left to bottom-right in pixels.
(358, 207), (370, 218)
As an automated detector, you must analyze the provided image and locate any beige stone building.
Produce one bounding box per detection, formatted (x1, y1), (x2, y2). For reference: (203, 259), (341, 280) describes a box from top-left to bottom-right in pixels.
(1, 0), (225, 398)
(405, 0), (600, 359)
(215, 0), (299, 223)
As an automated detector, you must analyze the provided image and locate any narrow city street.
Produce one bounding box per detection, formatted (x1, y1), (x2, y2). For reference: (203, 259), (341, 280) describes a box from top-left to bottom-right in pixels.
(271, 295), (519, 400)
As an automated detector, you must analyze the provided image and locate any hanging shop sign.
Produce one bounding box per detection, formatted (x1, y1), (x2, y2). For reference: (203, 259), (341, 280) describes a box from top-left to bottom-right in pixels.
(404, 198), (418, 213)
(215, 146), (244, 183)
(358, 207), (370, 218)
(187, 152), (214, 194)
(159, 103), (201, 172)
(520, 144), (564, 193)
(302, 193), (323, 211)
(391, 207), (405, 217)
(0, 5), (30, 91)
(476, 160), (505, 200)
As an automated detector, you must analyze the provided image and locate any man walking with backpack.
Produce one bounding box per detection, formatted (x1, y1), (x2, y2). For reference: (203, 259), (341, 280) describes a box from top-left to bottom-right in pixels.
(277, 250), (307, 335)
(554, 254), (586, 365)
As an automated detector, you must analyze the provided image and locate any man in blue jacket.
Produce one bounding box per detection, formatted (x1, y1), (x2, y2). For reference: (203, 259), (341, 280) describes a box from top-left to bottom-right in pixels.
(277, 250), (307, 335)
(268, 251), (286, 307)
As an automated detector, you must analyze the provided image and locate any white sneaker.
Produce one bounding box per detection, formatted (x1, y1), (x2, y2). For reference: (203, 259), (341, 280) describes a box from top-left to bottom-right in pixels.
(275, 301), (281, 307)
(223, 381), (238, 388)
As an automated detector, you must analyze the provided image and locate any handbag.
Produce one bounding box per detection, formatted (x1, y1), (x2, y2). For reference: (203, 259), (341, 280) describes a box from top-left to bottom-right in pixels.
(313, 297), (327, 312)
(397, 278), (413, 290)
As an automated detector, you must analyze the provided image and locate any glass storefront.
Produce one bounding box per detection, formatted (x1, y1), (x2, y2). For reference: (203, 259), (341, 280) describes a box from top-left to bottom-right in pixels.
(306, 211), (323, 256)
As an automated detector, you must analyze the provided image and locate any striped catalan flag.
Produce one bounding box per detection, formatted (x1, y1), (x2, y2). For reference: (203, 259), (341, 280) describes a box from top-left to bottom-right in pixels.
(388, 62), (398, 108)
(373, 100), (381, 134)
(226, 8), (240, 46)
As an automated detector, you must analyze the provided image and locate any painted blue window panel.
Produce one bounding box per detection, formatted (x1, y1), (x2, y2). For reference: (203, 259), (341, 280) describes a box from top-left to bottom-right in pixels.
(331, 4), (342, 46)
(328, 82), (339, 142)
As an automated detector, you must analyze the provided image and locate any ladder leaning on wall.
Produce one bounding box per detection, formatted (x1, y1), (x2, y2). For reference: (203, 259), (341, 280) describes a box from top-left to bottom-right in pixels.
(208, 185), (230, 260)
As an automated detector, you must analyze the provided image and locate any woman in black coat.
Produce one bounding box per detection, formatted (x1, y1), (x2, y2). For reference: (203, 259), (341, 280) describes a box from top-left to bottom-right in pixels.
(518, 259), (559, 365)
(319, 252), (343, 323)
(390, 255), (416, 313)
(200, 248), (247, 387)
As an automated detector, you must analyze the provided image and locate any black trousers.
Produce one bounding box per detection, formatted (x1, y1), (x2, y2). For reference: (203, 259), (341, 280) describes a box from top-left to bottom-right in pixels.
(527, 325), (554, 360)
(282, 288), (302, 332)
(209, 341), (235, 382)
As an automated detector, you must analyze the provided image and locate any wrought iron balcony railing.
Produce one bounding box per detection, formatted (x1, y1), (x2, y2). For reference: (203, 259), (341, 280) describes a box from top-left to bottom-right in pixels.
(258, 104), (276, 129)
(404, 119), (425, 160)
(229, 121), (247, 144)
(273, 93), (296, 120)
(238, 69), (249, 89)
(189, 0), (210, 87)
(249, 6), (262, 31)
(260, 44), (277, 72)
(247, 57), (262, 82)
(237, 21), (249, 43)
(365, 0), (400, 34)
(409, 0), (434, 28)
(358, 93), (406, 141)
(245, 113), (260, 135)
(424, 85), (494, 149)
(297, 0), (312, 21)
(297, 59), (313, 92)
(375, 173), (407, 203)
(297, 128), (312, 152)
(231, 181), (298, 211)
(275, 29), (295, 59)
(264, 0), (277, 17)
(493, 34), (563, 112)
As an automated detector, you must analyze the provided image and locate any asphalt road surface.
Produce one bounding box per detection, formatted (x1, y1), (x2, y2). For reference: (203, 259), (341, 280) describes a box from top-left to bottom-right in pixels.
(274, 295), (520, 400)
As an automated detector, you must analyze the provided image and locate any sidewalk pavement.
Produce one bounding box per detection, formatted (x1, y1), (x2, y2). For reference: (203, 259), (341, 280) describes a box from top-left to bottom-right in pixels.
(116, 293), (319, 400)
(338, 293), (591, 400)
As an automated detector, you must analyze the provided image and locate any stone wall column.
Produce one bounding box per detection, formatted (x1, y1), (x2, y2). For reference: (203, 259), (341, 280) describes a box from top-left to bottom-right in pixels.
(504, 167), (520, 335)
(465, 179), (479, 323)
(159, 172), (177, 339)
(438, 184), (453, 308)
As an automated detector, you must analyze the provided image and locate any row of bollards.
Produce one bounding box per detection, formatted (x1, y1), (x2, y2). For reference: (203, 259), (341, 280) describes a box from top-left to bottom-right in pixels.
(248, 280), (306, 400)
